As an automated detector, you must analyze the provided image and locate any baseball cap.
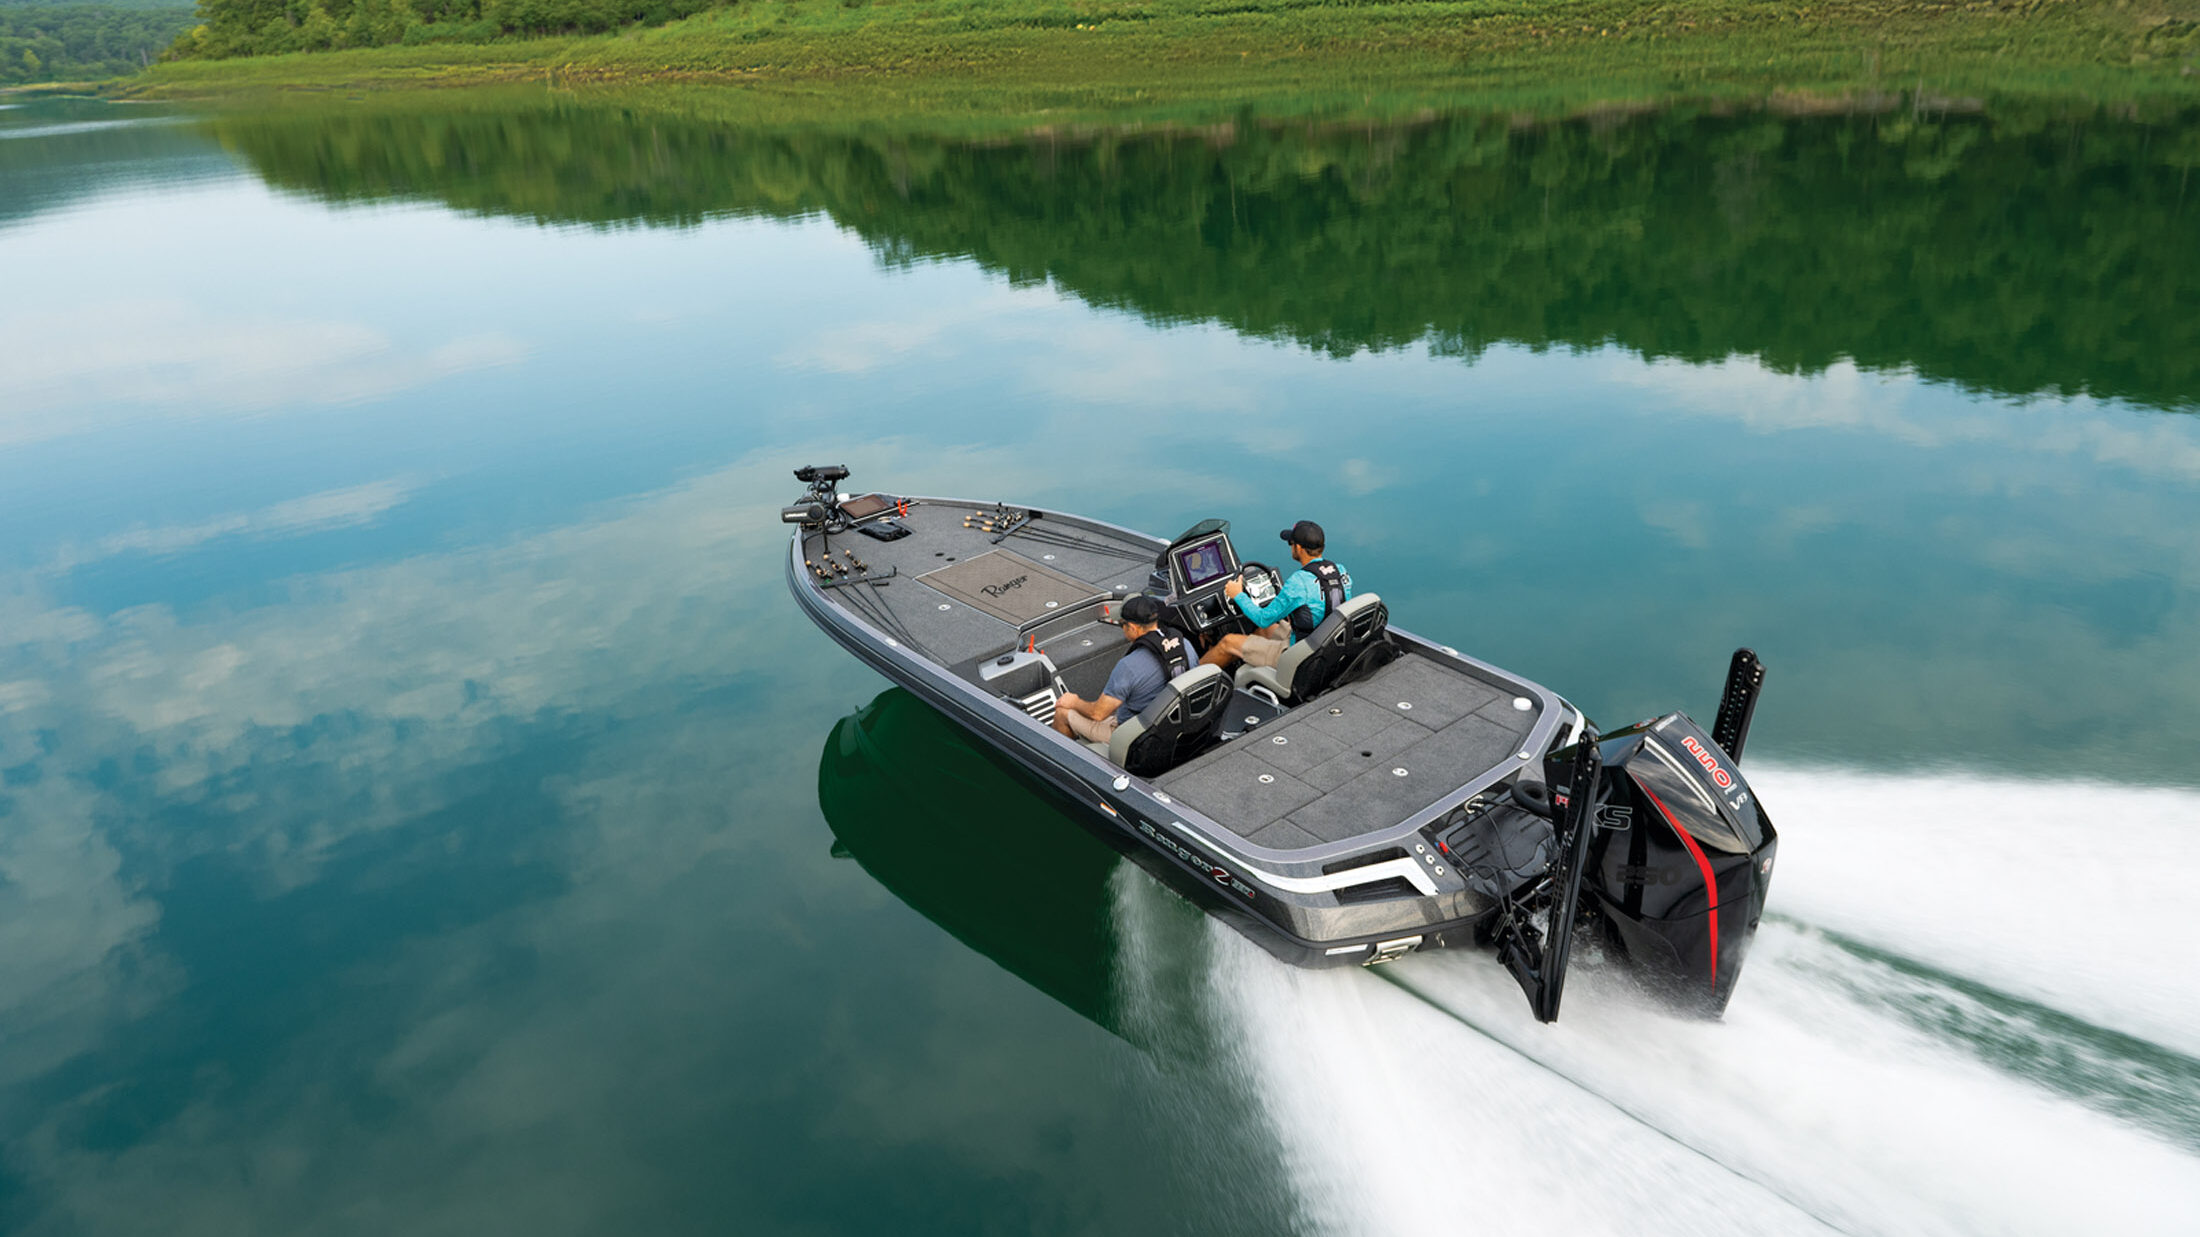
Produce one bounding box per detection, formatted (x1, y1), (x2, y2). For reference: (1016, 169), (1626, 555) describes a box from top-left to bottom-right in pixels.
(1279, 520), (1325, 551)
(1121, 594), (1165, 625)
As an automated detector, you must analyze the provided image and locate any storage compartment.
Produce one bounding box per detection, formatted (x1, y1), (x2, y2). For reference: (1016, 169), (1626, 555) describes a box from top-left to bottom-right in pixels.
(978, 651), (1051, 700)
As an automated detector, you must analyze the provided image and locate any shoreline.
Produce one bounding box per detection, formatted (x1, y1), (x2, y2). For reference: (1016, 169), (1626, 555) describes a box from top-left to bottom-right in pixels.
(107, 0), (2200, 121)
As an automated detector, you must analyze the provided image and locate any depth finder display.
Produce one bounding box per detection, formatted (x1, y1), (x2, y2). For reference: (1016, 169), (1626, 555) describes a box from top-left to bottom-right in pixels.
(1173, 539), (1231, 590)
(838, 493), (894, 521)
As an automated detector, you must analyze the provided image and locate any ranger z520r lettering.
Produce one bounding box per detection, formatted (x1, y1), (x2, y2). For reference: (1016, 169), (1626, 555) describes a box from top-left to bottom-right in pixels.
(783, 466), (1778, 1022)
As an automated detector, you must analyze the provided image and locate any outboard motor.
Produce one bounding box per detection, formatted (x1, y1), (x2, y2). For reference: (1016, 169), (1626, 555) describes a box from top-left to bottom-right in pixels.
(1485, 650), (1775, 1022)
(1583, 651), (1777, 1016)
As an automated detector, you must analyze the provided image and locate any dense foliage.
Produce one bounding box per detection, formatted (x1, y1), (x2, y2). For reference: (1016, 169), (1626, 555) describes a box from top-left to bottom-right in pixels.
(174, 0), (718, 57)
(154, 0), (2200, 92)
(203, 97), (2200, 410)
(0, 3), (191, 81)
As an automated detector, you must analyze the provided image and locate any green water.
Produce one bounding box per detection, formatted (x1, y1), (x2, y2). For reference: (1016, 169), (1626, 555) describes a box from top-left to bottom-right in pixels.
(1, 91), (2197, 1235)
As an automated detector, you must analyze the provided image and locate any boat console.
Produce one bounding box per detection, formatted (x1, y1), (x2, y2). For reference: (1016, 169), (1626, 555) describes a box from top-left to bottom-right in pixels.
(1157, 522), (1284, 639)
(1165, 529), (1243, 632)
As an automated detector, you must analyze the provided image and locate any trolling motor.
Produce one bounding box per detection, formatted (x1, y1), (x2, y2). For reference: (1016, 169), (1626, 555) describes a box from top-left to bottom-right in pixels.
(1482, 649), (1775, 1021)
(782, 464), (851, 528)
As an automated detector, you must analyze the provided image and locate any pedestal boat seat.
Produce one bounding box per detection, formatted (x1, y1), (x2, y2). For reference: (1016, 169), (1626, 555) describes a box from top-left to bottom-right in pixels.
(1235, 593), (1391, 705)
(1086, 663), (1233, 777)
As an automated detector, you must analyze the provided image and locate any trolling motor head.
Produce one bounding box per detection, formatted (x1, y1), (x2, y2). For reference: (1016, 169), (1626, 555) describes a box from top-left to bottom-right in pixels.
(784, 465), (853, 528)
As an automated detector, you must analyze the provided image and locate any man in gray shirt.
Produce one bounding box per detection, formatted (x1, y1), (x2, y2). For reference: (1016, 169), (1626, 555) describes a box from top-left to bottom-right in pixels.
(1051, 595), (1193, 748)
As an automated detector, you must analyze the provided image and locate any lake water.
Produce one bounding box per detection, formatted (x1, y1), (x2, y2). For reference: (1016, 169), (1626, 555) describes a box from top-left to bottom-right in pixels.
(2, 91), (2198, 1235)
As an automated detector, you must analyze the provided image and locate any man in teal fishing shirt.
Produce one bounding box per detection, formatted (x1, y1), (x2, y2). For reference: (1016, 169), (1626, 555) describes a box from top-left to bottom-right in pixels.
(1201, 520), (1352, 672)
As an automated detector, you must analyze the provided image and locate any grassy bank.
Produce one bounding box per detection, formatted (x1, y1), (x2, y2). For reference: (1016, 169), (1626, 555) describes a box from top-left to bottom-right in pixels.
(131, 0), (2200, 120)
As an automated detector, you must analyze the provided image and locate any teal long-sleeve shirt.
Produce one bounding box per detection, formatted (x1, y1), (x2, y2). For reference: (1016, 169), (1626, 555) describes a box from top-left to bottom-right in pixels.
(1234, 560), (1352, 641)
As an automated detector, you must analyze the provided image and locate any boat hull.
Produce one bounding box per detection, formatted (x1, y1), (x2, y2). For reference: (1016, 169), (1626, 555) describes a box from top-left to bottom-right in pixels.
(781, 480), (1776, 1021)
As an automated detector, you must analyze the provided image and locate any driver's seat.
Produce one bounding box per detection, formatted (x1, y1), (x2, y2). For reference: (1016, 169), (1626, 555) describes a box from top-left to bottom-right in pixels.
(1086, 665), (1233, 776)
(1235, 593), (1389, 705)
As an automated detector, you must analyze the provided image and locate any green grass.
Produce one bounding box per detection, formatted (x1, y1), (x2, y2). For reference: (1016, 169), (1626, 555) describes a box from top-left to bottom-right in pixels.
(123, 0), (2200, 122)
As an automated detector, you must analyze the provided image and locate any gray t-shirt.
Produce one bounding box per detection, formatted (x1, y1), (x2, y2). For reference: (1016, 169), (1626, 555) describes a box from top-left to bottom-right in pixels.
(1103, 631), (1186, 722)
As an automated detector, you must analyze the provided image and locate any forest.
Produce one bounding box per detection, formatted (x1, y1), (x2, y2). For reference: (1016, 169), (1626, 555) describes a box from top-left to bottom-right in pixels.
(147, 0), (2200, 107)
(173, 0), (713, 56)
(201, 94), (2200, 412)
(0, 1), (192, 82)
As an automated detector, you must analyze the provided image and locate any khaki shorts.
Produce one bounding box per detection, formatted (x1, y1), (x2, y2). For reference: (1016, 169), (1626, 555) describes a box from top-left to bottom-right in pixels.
(1240, 622), (1292, 667)
(1061, 707), (1120, 744)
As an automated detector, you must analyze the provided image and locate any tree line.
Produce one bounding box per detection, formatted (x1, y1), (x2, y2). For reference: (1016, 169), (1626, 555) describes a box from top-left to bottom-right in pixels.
(171, 0), (715, 57)
(201, 97), (2200, 410)
(0, 4), (191, 81)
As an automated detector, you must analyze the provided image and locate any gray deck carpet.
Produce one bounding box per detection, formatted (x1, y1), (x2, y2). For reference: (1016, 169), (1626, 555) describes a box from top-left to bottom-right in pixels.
(1157, 654), (1538, 853)
(803, 504), (1539, 852)
(804, 501), (1156, 669)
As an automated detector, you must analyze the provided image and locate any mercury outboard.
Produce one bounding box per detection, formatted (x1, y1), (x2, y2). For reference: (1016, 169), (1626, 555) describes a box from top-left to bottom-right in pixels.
(1439, 652), (1775, 1020)
(784, 466), (1777, 1022)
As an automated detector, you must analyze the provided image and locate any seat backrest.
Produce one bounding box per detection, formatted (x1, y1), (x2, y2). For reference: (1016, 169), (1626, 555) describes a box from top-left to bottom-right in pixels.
(1273, 593), (1388, 701)
(1109, 664), (1233, 776)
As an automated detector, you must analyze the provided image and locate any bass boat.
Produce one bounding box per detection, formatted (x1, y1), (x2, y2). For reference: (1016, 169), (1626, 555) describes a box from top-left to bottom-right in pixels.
(783, 466), (1779, 1021)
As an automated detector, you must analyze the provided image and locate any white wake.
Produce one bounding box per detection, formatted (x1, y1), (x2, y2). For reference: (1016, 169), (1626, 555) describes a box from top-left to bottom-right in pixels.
(1117, 768), (2200, 1237)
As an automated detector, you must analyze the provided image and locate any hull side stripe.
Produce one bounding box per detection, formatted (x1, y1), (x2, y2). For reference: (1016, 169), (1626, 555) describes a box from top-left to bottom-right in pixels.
(1641, 784), (1719, 986)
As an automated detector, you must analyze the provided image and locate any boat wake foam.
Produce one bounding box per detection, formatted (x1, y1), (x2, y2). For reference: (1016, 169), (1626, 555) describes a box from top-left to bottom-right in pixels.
(1117, 767), (2200, 1237)
(1747, 764), (2200, 1059)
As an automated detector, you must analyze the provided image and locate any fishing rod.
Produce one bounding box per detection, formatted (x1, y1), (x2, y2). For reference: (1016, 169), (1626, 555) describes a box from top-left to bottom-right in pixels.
(962, 507), (1151, 562)
(832, 557), (927, 655)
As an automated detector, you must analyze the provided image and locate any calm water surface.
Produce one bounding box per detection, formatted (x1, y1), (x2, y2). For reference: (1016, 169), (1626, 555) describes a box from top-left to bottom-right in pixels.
(2, 92), (2198, 1235)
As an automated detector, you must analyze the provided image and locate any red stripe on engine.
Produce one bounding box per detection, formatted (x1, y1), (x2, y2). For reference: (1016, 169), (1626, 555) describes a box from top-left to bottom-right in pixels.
(1640, 784), (1719, 986)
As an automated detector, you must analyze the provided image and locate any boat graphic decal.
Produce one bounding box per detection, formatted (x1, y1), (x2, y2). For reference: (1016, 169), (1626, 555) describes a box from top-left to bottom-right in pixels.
(1640, 784), (1720, 986)
(1679, 734), (1734, 789)
(1137, 819), (1257, 900)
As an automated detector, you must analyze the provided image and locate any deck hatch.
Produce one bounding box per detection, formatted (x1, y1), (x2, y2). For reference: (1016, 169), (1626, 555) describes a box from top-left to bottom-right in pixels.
(916, 550), (1101, 626)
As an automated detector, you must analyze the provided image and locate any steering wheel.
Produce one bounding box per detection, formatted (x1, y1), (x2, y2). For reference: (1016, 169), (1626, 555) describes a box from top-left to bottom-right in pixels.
(1237, 562), (1284, 608)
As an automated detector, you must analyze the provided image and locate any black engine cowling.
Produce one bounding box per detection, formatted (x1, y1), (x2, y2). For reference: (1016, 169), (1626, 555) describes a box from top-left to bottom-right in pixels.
(1585, 712), (1778, 1016)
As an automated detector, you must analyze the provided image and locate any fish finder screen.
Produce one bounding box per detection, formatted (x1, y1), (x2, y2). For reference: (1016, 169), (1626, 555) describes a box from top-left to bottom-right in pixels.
(838, 493), (895, 521)
(1173, 538), (1233, 590)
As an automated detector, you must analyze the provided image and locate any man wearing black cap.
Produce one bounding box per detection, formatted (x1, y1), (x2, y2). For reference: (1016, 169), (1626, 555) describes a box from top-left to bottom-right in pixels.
(1051, 594), (1195, 749)
(1200, 520), (1353, 672)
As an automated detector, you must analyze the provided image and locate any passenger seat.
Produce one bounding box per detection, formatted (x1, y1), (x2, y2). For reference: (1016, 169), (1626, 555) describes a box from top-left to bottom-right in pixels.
(1235, 593), (1389, 705)
(1085, 664), (1233, 777)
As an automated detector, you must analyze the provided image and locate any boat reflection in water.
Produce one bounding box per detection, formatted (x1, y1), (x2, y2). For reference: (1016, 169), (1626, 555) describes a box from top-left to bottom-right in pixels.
(820, 687), (1138, 1037)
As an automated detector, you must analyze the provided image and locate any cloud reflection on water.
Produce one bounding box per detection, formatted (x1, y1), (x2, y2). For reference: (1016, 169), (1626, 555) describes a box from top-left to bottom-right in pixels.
(1612, 354), (2200, 482)
(49, 479), (419, 570)
(0, 299), (525, 448)
(0, 445), (1260, 1235)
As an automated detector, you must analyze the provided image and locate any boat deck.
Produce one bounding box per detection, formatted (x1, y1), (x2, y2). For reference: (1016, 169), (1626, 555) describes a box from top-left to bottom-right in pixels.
(1156, 656), (1537, 849)
(801, 497), (1542, 856)
(799, 499), (1154, 668)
